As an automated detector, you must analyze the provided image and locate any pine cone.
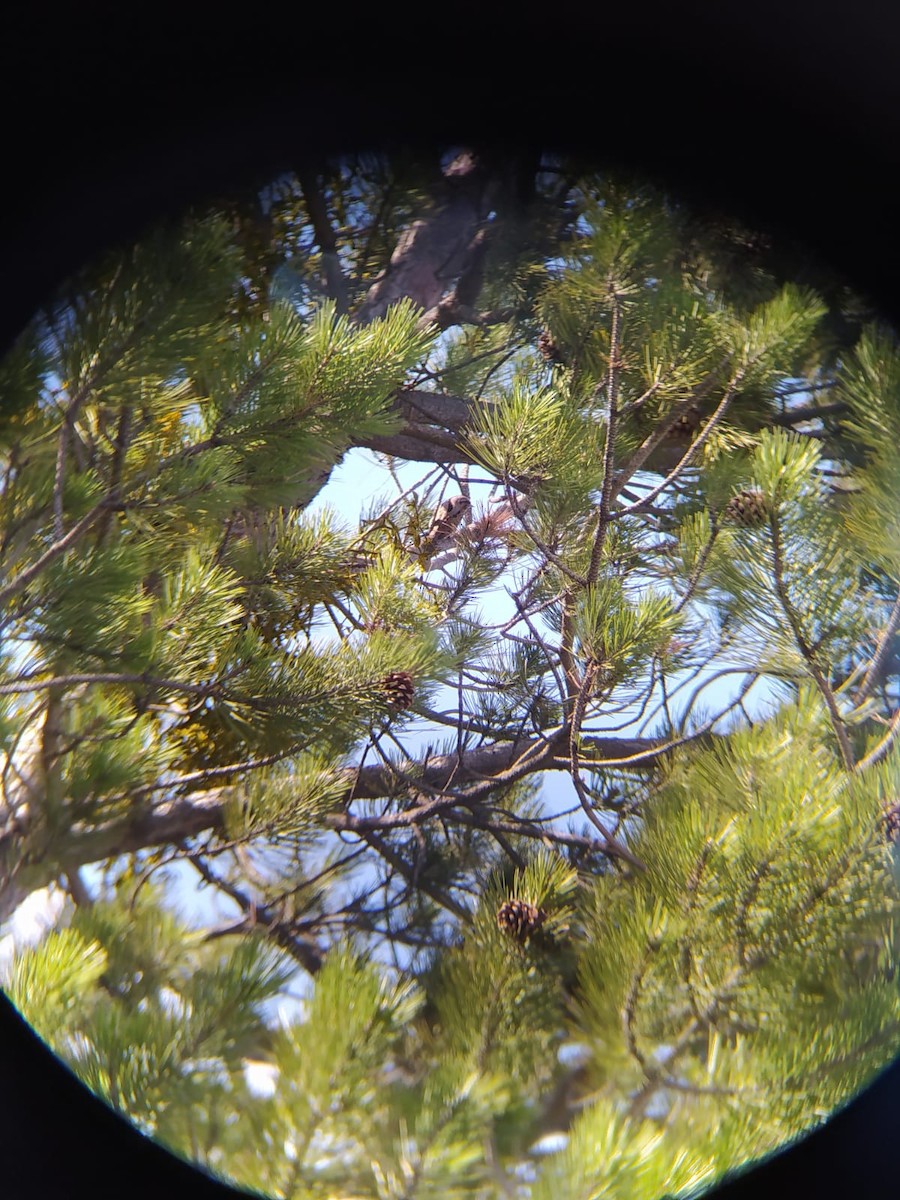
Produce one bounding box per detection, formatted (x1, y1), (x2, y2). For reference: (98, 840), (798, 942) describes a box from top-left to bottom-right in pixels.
(537, 330), (564, 364)
(497, 898), (546, 942)
(381, 670), (415, 710)
(725, 489), (768, 526)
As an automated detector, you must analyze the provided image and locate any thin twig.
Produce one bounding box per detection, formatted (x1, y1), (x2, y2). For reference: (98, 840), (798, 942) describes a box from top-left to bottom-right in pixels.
(855, 709), (900, 772)
(769, 513), (855, 770)
(0, 499), (112, 607)
(614, 369), (744, 517)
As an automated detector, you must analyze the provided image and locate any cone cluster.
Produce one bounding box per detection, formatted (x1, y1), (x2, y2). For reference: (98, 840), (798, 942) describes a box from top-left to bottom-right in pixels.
(725, 489), (768, 526)
(381, 671), (415, 710)
(497, 898), (547, 942)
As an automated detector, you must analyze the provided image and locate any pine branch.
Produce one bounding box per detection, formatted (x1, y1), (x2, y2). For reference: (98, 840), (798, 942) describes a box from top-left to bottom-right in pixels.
(187, 849), (324, 974)
(611, 356), (731, 499)
(854, 587), (900, 704)
(52, 421), (67, 540)
(0, 497), (112, 607)
(567, 660), (647, 871)
(623, 940), (656, 1078)
(614, 367), (744, 518)
(855, 708), (900, 772)
(93, 402), (134, 545)
(769, 513), (855, 770)
(0, 734), (671, 924)
(595, 289), (623, 532)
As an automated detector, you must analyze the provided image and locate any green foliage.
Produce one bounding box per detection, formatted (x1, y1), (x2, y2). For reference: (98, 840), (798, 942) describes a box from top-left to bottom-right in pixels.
(36, 539), (155, 670)
(531, 1098), (718, 1200)
(6, 927), (108, 1045)
(838, 326), (900, 579)
(703, 431), (874, 681)
(138, 548), (247, 678)
(0, 325), (50, 445)
(836, 325), (900, 453)
(572, 579), (681, 686)
(350, 543), (445, 633)
(749, 426), (823, 503)
(9, 887), (291, 1146)
(49, 216), (242, 399)
(224, 752), (350, 841)
(724, 285), (827, 387)
(49, 688), (177, 817)
(573, 690), (900, 1137)
(199, 299), (430, 507)
(136, 443), (248, 538)
(467, 379), (606, 506)
(264, 946), (424, 1195)
(434, 855), (576, 1085)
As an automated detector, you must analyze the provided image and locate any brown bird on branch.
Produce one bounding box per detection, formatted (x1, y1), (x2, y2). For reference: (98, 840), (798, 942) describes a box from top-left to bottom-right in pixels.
(416, 494), (471, 560)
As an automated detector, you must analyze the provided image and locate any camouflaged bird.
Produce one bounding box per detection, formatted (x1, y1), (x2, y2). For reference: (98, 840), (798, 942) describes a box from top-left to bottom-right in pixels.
(415, 494), (471, 561)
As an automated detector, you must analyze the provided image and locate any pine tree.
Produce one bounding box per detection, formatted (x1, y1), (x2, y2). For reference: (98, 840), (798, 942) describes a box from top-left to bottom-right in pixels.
(2, 150), (900, 1199)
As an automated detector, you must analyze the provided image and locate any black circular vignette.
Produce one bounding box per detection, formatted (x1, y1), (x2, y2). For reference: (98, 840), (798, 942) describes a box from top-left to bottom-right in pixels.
(2, 4), (900, 1198)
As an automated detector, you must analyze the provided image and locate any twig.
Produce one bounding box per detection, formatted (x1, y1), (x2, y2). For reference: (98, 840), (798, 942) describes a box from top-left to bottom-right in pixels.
(769, 514), (855, 770)
(586, 287), (623, 583)
(359, 828), (471, 922)
(855, 588), (900, 704)
(855, 708), (900, 772)
(612, 357), (730, 497)
(52, 423), (67, 540)
(614, 368), (744, 518)
(0, 498), (112, 608)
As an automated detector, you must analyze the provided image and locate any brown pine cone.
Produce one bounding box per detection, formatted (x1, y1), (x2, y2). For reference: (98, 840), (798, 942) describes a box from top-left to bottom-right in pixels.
(381, 670), (415, 710)
(497, 898), (547, 942)
(725, 489), (768, 526)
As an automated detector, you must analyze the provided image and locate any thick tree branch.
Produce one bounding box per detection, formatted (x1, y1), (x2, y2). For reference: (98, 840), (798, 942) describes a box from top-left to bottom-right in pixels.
(0, 734), (668, 924)
(771, 401), (848, 428)
(355, 150), (497, 325)
(297, 167), (350, 315)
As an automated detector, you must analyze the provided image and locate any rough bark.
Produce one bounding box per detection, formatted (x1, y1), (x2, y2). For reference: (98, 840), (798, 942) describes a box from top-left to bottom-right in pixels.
(349, 384), (713, 479)
(354, 150), (499, 326)
(292, 152), (703, 505)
